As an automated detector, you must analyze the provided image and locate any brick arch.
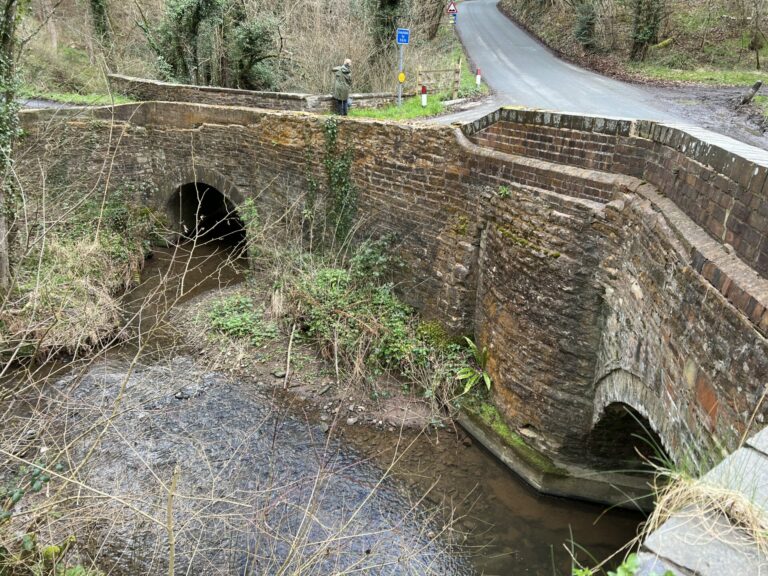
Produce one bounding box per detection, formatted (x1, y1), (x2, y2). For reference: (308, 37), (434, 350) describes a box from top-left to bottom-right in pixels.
(166, 166), (244, 207)
(165, 167), (246, 243)
(591, 369), (677, 464)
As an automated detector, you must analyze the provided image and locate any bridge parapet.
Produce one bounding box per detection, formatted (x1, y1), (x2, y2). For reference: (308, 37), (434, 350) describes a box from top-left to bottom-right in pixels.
(464, 107), (768, 283)
(108, 74), (407, 114)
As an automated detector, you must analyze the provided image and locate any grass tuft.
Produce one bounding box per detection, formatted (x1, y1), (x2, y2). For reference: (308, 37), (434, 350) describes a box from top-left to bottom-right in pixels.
(349, 94), (445, 120)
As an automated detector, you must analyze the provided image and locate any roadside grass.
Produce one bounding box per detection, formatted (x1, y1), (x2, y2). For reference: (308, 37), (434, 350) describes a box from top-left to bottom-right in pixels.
(500, 0), (768, 88)
(631, 63), (766, 85)
(451, 36), (488, 99)
(349, 94), (445, 120)
(350, 24), (486, 120)
(751, 95), (768, 118)
(19, 87), (134, 106)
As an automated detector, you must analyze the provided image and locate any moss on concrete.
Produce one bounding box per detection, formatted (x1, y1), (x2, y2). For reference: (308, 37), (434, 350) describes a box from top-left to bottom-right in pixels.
(463, 395), (566, 476)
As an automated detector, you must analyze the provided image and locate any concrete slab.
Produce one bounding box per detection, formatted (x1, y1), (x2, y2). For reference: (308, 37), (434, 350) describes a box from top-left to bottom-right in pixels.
(705, 446), (768, 518)
(635, 552), (691, 576)
(643, 508), (768, 575)
(747, 426), (768, 457)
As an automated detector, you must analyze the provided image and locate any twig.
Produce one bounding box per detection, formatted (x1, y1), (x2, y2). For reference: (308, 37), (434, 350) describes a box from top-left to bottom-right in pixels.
(333, 326), (340, 384)
(284, 322), (296, 390)
(167, 464), (180, 576)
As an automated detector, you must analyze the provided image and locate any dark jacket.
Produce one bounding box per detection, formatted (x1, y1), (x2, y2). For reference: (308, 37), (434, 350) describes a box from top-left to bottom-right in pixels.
(332, 64), (352, 101)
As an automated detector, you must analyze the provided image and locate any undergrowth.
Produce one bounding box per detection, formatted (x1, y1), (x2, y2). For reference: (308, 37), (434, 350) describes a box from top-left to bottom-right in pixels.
(209, 295), (277, 346)
(206, 229), (490, 412)
(1, 188), (164, 356)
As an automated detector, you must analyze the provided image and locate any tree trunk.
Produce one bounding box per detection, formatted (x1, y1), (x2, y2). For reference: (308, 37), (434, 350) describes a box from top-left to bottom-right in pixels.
(39, 0), (58, 50)
(427, 0), (443, 40)
(0, 0), (19, 291)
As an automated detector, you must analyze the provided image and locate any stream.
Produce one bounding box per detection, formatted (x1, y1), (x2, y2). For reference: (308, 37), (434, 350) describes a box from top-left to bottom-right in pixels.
(8, 243), (642, 575)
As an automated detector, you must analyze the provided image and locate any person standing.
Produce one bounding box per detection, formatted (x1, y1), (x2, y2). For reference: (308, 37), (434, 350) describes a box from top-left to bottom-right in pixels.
(332, 59), (352, 115)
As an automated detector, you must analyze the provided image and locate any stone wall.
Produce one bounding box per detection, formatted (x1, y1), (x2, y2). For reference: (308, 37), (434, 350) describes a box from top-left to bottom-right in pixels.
(108, 74), (406, 113)
(17, 102), (768, 495)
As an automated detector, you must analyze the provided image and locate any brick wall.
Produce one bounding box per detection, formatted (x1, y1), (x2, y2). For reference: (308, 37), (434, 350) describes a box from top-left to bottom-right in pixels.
(108, 74), (406, 113)
(17, 102), (768, 473)
(465, 107), (768, 284)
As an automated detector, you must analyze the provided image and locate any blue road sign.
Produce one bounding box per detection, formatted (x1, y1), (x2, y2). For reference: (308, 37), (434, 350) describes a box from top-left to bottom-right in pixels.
(396, 28), (410, 45)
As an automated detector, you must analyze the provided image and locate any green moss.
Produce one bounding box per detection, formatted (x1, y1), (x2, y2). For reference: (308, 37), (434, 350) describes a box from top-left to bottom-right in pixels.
(416, 320), (453, 350)
(463, 395), (566, 476)
(496, 224), (562, 260)
(454, 215), (469, 236)
(629, 63), (766, 85)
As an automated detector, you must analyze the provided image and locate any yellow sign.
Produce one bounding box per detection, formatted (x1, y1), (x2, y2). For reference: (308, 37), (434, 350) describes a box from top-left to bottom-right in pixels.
(398, 72), (406, 84)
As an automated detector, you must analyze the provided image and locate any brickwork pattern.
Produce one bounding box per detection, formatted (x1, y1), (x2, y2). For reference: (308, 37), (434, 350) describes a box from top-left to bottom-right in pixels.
(17, 102), (768, 472)
(466, 108), (768, 286)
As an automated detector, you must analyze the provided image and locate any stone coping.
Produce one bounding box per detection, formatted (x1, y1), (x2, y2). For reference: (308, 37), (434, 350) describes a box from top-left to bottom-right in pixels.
(19, 100), (768, 340)
(107, 73), (409, 107)
(463, 106), (768, 170)
(459, 107), (768, 340)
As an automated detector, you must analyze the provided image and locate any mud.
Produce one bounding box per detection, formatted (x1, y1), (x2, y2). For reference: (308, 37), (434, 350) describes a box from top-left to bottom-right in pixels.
(652, 84), (768, 150)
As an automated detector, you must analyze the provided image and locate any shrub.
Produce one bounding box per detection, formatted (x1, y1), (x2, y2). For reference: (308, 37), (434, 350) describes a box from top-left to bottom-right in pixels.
(209, 295), (277, 346)
(575, 2), (598, 51)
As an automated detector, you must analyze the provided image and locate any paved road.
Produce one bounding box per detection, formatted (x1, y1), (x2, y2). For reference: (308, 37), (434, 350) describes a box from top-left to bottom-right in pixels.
(454, 0), (677, 121)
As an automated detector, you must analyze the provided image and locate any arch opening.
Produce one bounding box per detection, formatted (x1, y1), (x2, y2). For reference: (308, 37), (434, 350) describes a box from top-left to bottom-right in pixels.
(587, 403), (670, 472)
(168, 182), (246, 247)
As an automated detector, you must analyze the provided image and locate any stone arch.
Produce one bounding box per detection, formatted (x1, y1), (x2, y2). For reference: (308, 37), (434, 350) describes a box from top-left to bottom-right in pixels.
(167, 167), (244, 208)
(165, 168), (246, 246)
(590, 369), (675, 469)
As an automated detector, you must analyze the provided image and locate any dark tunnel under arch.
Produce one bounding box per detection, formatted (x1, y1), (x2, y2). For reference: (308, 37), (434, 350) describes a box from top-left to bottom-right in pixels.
(587, 402), (671, 472)
(167, 182), (246, 247)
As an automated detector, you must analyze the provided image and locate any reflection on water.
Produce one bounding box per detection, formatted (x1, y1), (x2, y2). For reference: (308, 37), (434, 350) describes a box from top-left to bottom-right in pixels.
(304, 414), (642, 575)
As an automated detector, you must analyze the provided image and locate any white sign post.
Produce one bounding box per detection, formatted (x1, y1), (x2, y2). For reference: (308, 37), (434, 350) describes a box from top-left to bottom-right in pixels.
(396, 28), (410, 107)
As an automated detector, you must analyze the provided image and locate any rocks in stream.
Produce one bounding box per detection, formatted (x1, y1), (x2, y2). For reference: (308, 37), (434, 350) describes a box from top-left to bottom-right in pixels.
(45, 356), (472, 576)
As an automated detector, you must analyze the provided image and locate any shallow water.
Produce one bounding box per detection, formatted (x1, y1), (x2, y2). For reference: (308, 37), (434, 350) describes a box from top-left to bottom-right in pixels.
(130, 243), (642, 574)
(30, 242), (641, 575)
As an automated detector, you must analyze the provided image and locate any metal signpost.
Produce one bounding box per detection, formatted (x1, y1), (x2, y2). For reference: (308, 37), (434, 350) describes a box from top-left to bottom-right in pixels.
(396, 28), (410, 107)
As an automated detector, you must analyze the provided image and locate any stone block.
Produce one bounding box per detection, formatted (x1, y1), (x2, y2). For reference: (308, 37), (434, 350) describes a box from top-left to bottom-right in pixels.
(707, 447), (768, 517)
(635, 553), (689, 576)
(747, 426), (768, 456)
(643, 508), (768, 576)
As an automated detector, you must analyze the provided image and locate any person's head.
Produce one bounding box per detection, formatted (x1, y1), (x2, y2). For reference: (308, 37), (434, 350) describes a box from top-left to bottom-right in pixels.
(344, 58), (352, 67)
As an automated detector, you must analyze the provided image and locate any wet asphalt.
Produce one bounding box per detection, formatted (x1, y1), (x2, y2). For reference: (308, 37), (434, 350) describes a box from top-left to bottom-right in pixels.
(454, 0), (679, 121)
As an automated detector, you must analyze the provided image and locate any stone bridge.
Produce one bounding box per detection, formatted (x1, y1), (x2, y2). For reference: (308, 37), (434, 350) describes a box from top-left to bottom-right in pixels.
(17, 100), (768, 502)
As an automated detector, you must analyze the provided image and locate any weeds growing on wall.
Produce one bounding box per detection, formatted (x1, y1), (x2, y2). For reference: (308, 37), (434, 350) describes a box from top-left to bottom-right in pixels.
(321, 117), (357, 247)
(0, 104), (492, 576)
